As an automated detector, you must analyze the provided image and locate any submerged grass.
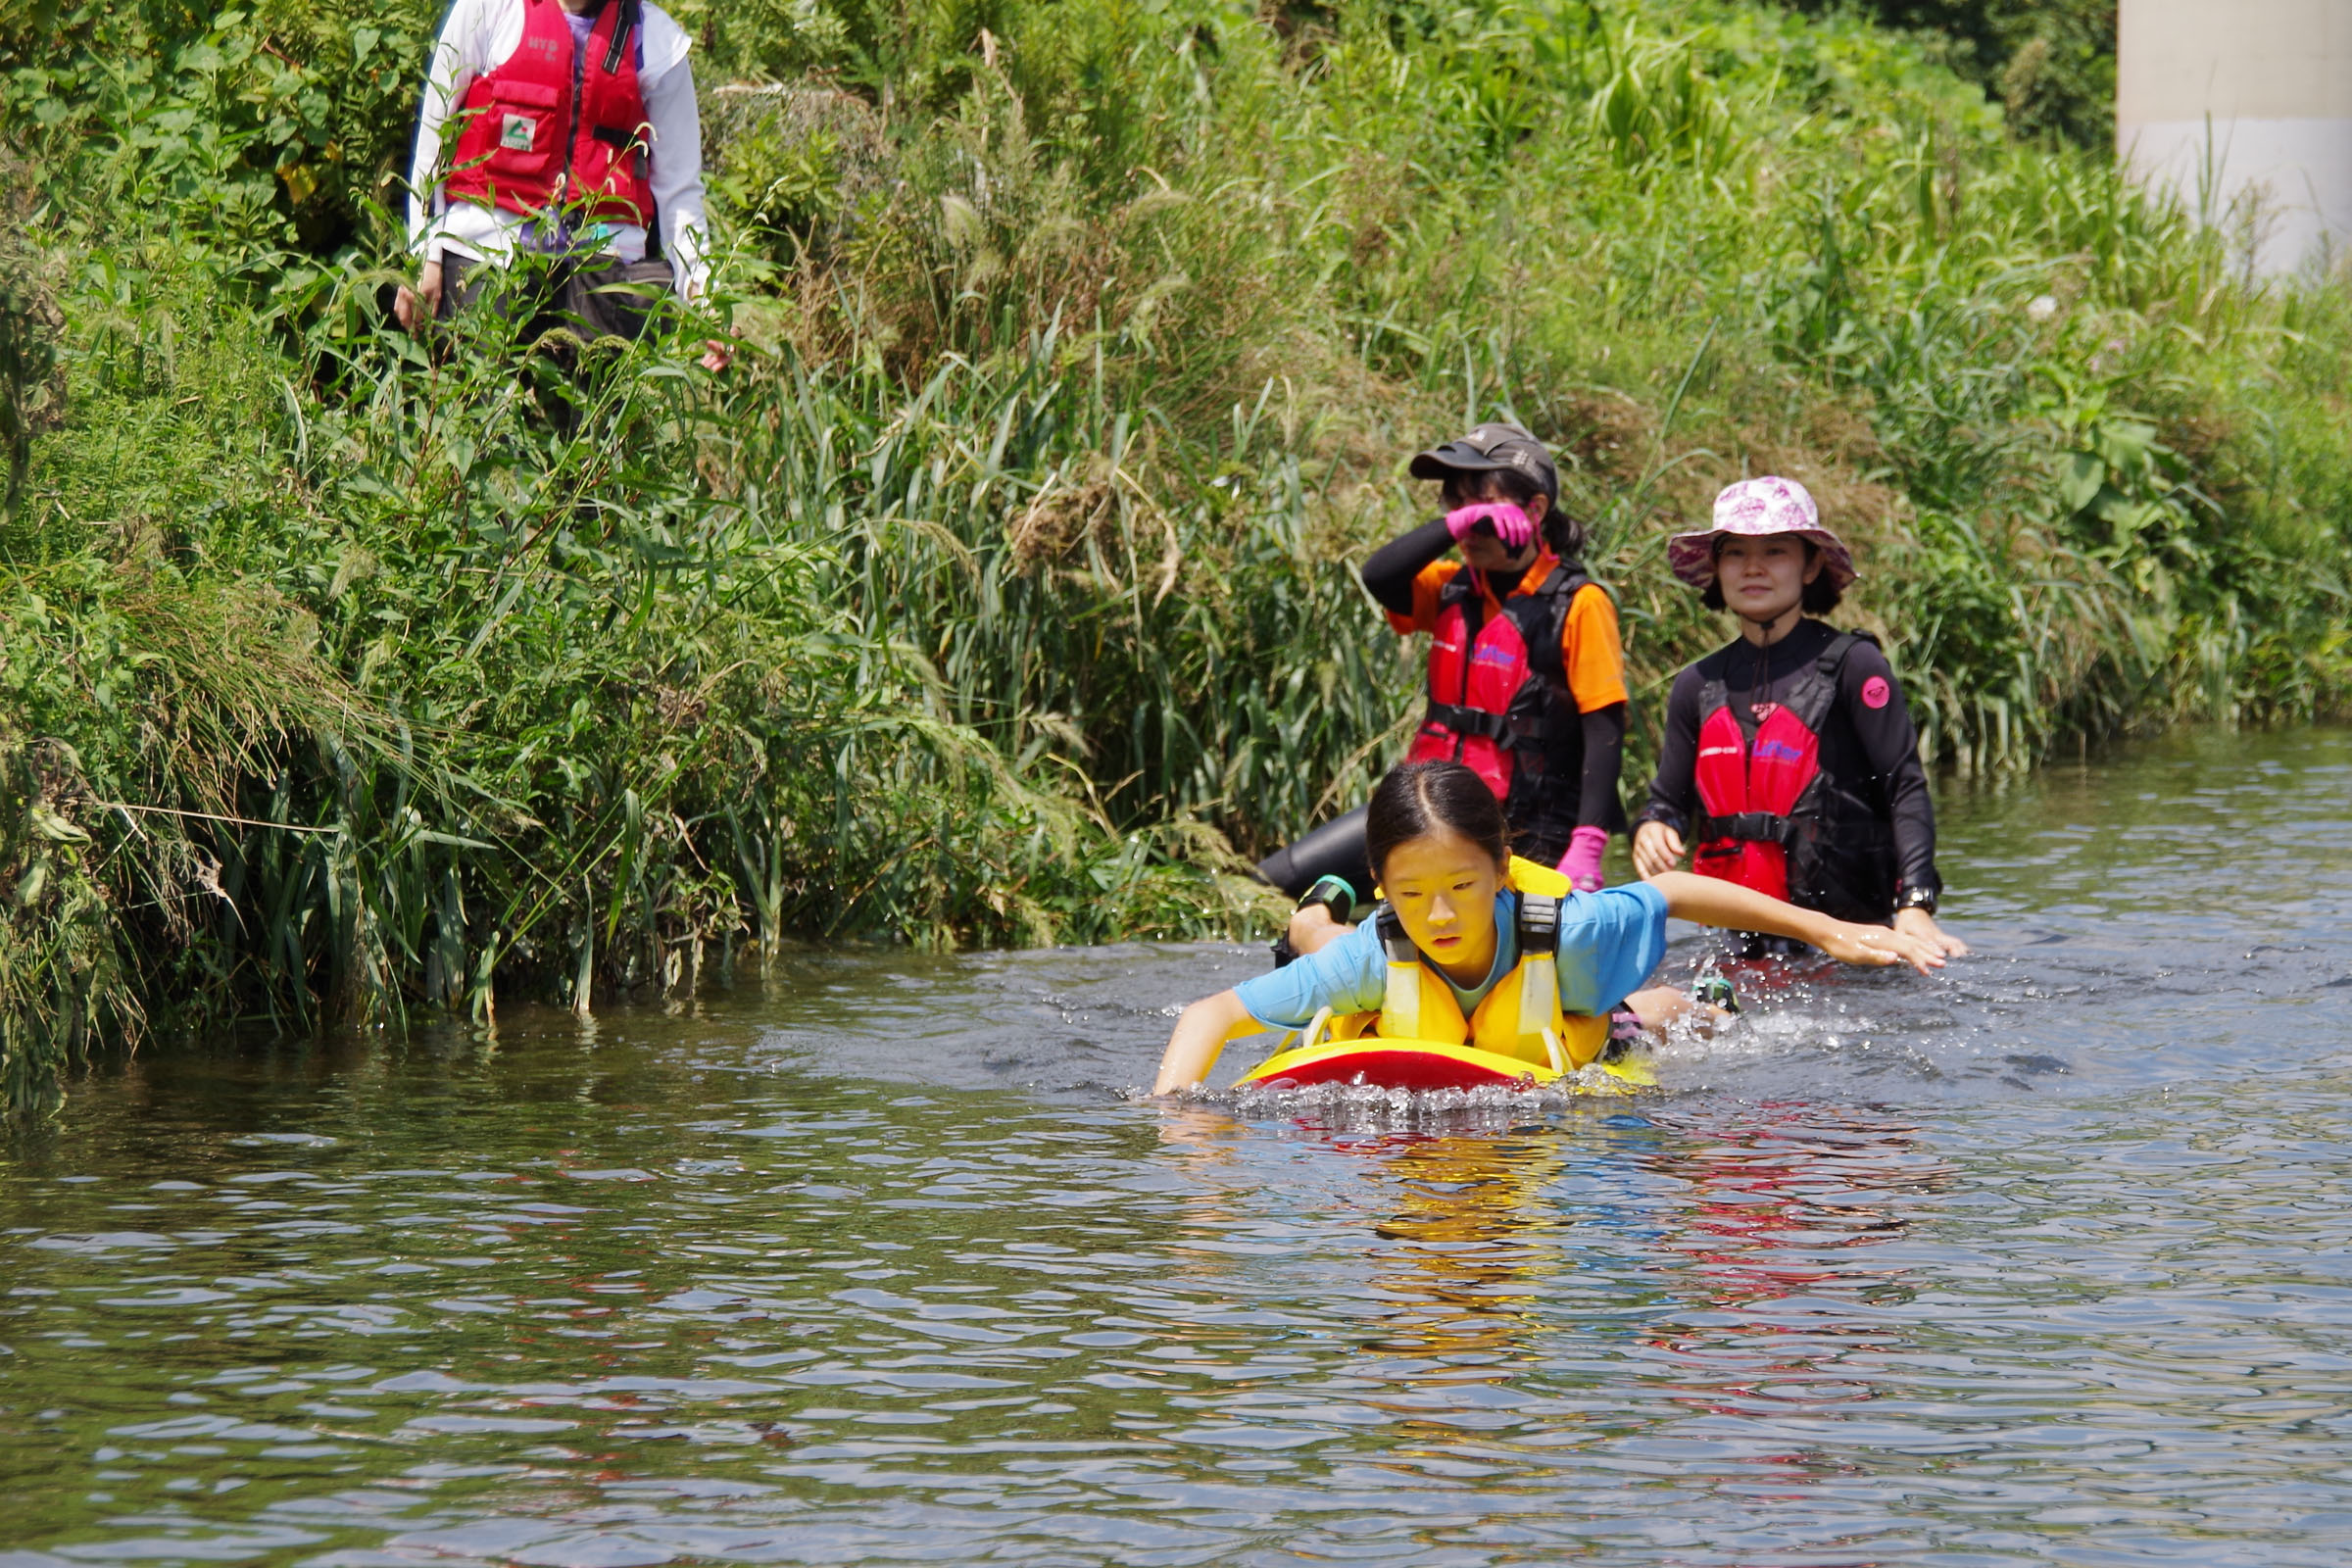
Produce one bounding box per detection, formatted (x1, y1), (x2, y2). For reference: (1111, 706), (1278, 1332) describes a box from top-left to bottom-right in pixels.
(3, 0), (2350, 1111)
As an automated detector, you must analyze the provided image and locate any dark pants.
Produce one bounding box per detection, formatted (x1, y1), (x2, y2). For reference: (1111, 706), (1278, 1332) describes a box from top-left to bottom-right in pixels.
(435, 253), (677, 339)
(1256, 806), (1376, 902)
(435, 254), (678, 428)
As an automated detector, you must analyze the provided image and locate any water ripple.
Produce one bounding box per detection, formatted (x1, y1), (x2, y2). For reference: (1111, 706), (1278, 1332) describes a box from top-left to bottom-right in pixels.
(5, 728), (2352, 1564)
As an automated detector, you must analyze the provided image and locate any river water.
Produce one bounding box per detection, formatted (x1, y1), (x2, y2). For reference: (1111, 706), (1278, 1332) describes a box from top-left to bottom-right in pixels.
(6, 726), (2352, 1567)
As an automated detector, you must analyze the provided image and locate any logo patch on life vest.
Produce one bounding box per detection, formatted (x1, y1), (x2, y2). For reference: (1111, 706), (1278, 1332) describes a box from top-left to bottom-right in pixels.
(500, 113), (537, 151)
(1861, 674), (1891, 710)
(1472, 645), (1521, 669)
(1753, 738), (1807, 764)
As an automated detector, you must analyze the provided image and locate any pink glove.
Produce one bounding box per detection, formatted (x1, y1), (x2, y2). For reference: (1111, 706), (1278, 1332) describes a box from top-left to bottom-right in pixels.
(1445, 500), (1534, 551)
(1557, 826), (1608, 893)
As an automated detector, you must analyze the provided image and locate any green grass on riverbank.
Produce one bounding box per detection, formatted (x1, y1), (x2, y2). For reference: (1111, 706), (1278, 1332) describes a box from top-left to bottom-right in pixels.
(4, 0), (2351, 1111)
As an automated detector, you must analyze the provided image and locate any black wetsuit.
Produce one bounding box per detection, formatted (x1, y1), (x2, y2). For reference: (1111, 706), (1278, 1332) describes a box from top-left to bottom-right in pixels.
(1640, 618), (1942, 918)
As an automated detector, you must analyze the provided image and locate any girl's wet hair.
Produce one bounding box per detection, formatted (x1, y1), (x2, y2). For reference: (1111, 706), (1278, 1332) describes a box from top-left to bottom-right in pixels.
(1440, 468), (1588, 561)
(1365, 760), (1511, 877)
(1699, 536), (1844, 613)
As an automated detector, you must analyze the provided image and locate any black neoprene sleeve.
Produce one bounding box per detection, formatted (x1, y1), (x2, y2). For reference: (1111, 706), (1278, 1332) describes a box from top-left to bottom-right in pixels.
(1640, 667), (1705, 835)
(1360, 519), (1454, 613)
(1579, 703), (1628, 832)
(1838, 646), (1941, 896)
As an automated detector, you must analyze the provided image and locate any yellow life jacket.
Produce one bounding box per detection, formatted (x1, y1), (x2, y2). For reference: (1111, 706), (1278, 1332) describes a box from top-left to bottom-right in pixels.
(1358, 856), (1615, 1070)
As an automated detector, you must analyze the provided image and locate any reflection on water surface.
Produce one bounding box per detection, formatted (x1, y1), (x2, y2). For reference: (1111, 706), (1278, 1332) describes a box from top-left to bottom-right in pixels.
(6, 727), (2352, 1566)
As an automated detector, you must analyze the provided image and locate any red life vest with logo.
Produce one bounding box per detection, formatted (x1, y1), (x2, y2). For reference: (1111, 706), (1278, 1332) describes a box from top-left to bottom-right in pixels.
(442, 0), (656, 230)
(1690, 631), (1896, 920)
(1404, 560), (1596, 860)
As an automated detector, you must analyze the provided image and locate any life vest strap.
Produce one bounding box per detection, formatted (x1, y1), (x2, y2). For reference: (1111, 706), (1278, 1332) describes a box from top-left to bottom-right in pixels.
(1437, 557), (1592, 604)
(1816, 631), (1869, 681)
(1517, 892), (1560, 955)
(1701, 808), (1796, 845)
(603, 0), (639, 73)
(1375, 906), (1417, 964)
(1421, 701), (1513, 743)
(1378, 887), (1563, 956)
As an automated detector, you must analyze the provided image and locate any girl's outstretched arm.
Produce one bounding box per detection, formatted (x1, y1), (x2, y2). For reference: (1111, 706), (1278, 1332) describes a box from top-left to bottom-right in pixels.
(1647, 871), (1949, 975)
(1153, 990), (1257, 1097)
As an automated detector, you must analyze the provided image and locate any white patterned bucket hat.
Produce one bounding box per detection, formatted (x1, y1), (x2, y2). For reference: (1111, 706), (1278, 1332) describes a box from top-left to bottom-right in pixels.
(1668, 477), (1856, 590)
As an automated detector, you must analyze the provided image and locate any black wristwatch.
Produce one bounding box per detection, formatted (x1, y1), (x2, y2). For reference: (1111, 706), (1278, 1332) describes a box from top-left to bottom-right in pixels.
(1297, 875), (1358, 925)
(1893, 884), (1939, 916)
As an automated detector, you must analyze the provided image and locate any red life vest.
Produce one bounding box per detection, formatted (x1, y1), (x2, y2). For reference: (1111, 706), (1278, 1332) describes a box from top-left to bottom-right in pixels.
(1690, 631), (1896, 920)
(442, 0), (657, 230)
(1404, 559), (1597, 861)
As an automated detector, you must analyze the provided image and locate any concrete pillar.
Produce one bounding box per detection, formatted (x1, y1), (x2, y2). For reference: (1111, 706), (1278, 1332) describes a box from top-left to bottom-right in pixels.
(2117, 0), (2352, 273)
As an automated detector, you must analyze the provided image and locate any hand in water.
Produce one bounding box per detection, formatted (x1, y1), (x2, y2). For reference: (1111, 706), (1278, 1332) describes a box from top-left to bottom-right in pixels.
(1894, 906), (1969, 956)
(1816, 918), (1947, 974)
(1633, 819), (1684, 879)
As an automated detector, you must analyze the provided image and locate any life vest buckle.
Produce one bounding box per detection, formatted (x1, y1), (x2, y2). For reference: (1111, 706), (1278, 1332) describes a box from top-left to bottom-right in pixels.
(1711, 808), (1793, 844)
(1517, 892), (1560, 953)
(1420, 701), (1517, 745)
(1375, 906), (1418, 965)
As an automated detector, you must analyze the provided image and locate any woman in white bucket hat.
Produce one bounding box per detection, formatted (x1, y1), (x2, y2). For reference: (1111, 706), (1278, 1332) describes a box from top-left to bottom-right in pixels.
(1633, 477), (1966, 958)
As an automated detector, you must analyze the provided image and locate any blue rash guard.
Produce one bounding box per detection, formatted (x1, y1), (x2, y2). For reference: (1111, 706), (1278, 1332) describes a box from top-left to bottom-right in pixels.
(1233, 883), (1671, 1031)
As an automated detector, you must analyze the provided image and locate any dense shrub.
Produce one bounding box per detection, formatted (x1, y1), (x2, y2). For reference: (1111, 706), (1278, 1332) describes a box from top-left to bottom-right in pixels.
(1770, 0), (2117, 146)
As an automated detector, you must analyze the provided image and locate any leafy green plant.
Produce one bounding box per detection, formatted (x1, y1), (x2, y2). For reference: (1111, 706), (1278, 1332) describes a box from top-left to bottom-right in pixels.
(1767, 0), (2117, 147)
(0, 240), (64, 526)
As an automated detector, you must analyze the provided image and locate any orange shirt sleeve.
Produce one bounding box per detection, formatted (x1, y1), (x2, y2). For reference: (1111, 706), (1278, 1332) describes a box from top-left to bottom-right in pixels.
(1560, 583), (1629, 711)
(1385, 560), (1463, 637)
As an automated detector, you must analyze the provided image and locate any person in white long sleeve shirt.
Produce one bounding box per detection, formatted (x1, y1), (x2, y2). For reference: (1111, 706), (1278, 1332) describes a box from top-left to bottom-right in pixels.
(393, 0), (717, 357)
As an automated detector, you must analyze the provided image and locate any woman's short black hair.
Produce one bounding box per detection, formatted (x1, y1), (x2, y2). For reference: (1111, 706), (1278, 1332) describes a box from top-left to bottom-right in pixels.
(1698, 537), (1844, 613)
(1438, 468), (1589, 562)
(1365, 760), (1510, 879)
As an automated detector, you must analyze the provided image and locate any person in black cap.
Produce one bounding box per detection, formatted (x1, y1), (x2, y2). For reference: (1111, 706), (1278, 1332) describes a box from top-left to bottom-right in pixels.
(1260, 422), (1631, 958)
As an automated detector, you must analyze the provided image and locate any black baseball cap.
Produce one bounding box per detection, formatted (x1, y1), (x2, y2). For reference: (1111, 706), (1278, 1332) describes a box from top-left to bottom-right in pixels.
(1408, 422), (1559, 506)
